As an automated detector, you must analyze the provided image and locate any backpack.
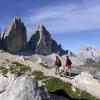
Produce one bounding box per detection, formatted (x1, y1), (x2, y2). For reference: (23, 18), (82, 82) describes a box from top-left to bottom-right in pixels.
(66, 59), (72, 65)
(56, 59), (62, 67)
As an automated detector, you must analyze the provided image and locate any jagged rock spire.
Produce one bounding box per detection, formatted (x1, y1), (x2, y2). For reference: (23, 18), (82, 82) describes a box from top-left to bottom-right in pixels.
(2, 17), (27, 53)
(29, 24), (68, 55)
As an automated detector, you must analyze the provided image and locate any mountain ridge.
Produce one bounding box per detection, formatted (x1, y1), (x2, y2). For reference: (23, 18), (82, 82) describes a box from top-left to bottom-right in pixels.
(0, 17), (73, 56)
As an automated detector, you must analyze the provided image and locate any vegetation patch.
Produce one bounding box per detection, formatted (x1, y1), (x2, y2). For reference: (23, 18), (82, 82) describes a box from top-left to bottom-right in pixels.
(39, 62), (49, 68)
(32, 70), (50, 80)
(0, 62), (32, 76)
(10, 62), (32, 76)
(0, 67), (8, 76)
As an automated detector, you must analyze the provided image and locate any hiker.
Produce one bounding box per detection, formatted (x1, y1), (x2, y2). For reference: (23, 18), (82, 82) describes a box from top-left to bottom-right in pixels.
(54, 56), (62, 76)
(64, 55), (72, 77)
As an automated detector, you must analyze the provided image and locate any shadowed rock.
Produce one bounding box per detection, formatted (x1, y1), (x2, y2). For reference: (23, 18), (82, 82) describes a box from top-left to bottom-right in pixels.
(29, 25), (52, 55)
(2, 17), (27, 53)
(29, 25), (68, 55)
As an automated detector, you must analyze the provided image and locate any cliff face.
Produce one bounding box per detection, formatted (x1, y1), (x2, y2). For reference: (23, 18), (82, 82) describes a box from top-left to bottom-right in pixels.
(29, 25), (52, 55)
(29, 25), (68, 55)
(2, 17), (27, 53)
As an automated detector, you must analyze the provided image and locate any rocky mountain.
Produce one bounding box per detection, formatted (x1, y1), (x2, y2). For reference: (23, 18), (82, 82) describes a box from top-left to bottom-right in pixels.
(29, 25), (53, 55)
(2, 17), (27, 53)
(0, 30), (1, 49)
(0, 17), (74, 56)
(29, 25), (68, 55)
(76, 46), (100, 63)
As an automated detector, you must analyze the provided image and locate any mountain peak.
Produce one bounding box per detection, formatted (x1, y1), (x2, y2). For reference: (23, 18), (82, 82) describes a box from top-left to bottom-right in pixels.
(29, 25), (68, 55)
(13, 16), (21, 21)
(76, 45), (100, 62)
(82, 45), (94, 50)
(36, 24), (46, 33)
(2, 17), (27, 53)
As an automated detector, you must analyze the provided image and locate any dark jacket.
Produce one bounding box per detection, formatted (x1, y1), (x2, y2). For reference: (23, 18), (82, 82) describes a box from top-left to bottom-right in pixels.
(55, 58), (61, 67)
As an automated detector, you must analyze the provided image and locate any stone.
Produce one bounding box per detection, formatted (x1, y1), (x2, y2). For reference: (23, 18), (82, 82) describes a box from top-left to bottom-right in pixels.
(72, 72), (100, 99)
(0, 74), (49, 100)
(2, 17), (27, 53)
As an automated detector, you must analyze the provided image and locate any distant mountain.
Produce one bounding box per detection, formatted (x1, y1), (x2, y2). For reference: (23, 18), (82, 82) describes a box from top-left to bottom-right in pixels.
(76, 46), (100, 63)
(0, 17), (74, 56)
(29, 24), (70, 55)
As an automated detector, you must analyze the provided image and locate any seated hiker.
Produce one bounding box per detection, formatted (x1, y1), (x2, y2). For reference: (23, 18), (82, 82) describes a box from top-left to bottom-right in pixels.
(54, 56), (62, 76)
(64, 55), (72, 77)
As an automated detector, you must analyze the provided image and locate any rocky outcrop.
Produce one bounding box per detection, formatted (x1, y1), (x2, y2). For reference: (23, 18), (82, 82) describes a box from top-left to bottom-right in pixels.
(2, 17), (27, 53)
(29, 25), (68, 55)
(0, 74), (68, 100)
(72, 72), (100, 99)
(0, 74), (49, 100)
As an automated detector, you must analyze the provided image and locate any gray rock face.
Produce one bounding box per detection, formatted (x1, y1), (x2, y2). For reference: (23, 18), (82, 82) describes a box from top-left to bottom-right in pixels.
(72, 72), (100, 99)
(0, 74), (49, 100)
(51, 40), (59, 53)
(29, 25), (52, 55)
(2, 17), (27, 53)
(0, 30), (1, 49)
(29, 25), (68, 55)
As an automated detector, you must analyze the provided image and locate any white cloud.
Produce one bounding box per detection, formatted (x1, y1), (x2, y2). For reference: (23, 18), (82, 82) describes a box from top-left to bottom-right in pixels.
(23, 1), (100, 35)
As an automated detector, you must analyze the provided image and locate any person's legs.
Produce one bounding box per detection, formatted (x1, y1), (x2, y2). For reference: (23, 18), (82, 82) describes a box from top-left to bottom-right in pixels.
(54, 66), (60, 75)
(55, 66), (58, 75)
(57, 66), (61, 76)
(68, 68), (71, 77)
(63, 67), (68, 77)
(58, 67), (61, 76)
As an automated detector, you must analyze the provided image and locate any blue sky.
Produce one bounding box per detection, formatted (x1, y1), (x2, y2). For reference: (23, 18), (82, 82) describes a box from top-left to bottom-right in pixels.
(0, 0), (100, 52)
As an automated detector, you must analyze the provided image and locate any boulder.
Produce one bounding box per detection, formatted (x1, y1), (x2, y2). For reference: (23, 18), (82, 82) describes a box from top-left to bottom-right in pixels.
(2, 17), (27, 53)
(72, 72), (100, 99)
(0, 74), (49, 100)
